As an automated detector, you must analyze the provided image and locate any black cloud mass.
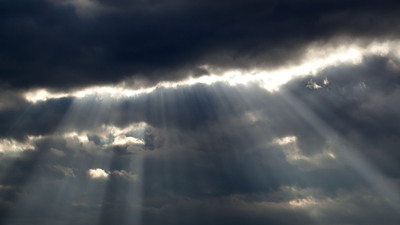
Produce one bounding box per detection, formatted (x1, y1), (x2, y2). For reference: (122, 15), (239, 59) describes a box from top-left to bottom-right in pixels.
(0, 0), (400, 225)
(1, 0), (400, 88)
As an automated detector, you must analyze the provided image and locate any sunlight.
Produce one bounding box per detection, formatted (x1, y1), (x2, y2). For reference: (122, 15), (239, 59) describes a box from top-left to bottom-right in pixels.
(57, 123), (147, 150)
(278, 91), (400, 211)
(25, 89), (69, 103)
(88, 168), (109, 179)
(23, 40), (400, 104)
(0, 136), (43, 153)
(273, 135), (336, 165)
(0, 138), (35, 152)
(274, 136), (297, 145)
(3, 1), (400, 224)
(33, 97), (147, 225)
(64, 131), (90, 143)
(113, 136), (145, 146)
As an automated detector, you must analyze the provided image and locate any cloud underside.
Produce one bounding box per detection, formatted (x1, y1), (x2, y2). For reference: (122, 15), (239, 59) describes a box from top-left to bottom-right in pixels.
(1, 0), (400, 224)
(0, 54), (400, 224)
(1, 0), (400, 89)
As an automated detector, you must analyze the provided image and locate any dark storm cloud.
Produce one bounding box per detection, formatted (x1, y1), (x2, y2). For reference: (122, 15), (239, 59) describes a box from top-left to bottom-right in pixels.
(1, 0), (400, 88)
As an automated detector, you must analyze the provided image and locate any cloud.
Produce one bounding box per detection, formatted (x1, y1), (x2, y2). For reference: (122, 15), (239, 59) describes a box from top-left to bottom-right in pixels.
(48, 165), (76, 177)
(111, 170), (138, 181)
(13, 40), (399, 104)
(88, 168), (109, 179)
(0, 57), (399, 223)
(1, 0), (400, 89)
(0, 138), (35, 152)
(273, 136), (336, 169)
(0, 1), (400, 223)
(306, 79), (322, 89)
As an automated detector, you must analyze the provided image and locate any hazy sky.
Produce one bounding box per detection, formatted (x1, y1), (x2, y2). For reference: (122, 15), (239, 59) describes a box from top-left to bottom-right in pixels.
(1, 1), (400, 225)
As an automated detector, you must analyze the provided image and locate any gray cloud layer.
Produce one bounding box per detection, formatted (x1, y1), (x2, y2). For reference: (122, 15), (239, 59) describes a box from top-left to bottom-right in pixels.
(0, 55), (399, 224)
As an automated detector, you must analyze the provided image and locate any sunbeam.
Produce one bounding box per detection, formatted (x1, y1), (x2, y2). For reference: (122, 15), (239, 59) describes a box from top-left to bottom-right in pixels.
(278, 90), (400, 212)
(2, 2), (400, 223)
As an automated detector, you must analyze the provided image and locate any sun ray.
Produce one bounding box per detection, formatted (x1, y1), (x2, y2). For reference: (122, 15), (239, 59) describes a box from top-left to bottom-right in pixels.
(277, 91), (400, 212)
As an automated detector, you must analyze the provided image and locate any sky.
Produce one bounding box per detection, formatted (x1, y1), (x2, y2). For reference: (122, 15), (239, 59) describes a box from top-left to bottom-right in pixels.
(1, 0), (400, 224)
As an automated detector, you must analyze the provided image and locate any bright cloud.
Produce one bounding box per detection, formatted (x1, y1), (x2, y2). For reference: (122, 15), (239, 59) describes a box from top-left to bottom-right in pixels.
(88, 168), (109, 179)
(274, 136), (336, 166)
(0, 136), (43, 153)
(306, 79), (322, 89)
(23, 40), (400, 103)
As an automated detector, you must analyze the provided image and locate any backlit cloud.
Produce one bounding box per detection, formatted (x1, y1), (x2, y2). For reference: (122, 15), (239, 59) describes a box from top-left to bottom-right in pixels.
(0, 1), (400, 225)
(22, 40), (400, 103)
(88, 168), (109, 179)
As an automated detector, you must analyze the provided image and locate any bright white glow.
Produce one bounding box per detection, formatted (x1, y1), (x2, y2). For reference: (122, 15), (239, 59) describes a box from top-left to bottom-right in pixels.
(59, 123), (146, 152)
(306, 79), (322, 89)
(24, 40), (400, 103)
(25, 86), (156, 103)
(25, 89), (69, 103)
(113, 136), (145, 146)
(323, 78), (329, 85)
(0, 136), (43, 152)
(101, 123), (146, 147)
(101, 122), (147, 138)
(88, 168), (109, 179)
(0, 138), (35, 152)
(64, 132), (89, 143)
(274, 136), (297, 145)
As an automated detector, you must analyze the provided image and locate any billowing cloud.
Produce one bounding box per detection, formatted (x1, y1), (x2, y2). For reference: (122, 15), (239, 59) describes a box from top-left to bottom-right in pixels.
(88, 168), (109, 179)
